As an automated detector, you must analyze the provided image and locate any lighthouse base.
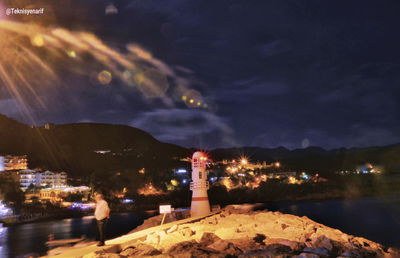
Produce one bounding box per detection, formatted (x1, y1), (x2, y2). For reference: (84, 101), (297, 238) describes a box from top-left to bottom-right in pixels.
(191, 197), (210, 217)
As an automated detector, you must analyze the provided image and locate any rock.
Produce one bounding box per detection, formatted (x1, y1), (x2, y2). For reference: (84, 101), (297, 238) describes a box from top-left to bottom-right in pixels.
(229, 238), (263, 252)
(341, 234), (350, 242)
(310, 235), (333, 251)
(305, 223), (316, 233)
(264, 238), (303, 251)
(264, 243), (293, 254)
(294, 253), (320, 258)
(303, 247), (330, 256)
(199, 232), (221, 246)
(179, 227), (195, 237)
(120, 244), (161, 256)
(239, 249), (284, 258)
(120, 247), (136, 256)
(166, 224), (178, 234)
(144, 232), (160, 245)
(156, 230), (167, 241)
(83, 250), (122, 258)
(339, 250), (363, 257)
(167, 240), (222, 257)
(387, 247), (400, 257)
(207, 239), (242, 256)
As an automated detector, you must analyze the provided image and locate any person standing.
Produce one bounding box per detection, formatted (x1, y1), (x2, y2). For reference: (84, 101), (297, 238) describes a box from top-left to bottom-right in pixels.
(94, 193), (110, 246)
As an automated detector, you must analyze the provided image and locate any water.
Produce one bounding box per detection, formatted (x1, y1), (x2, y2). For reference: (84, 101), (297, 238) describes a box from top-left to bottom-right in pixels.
(0, 211), (153, 258)
(1, 196), (400, 257)
(265, 195), (400, 248)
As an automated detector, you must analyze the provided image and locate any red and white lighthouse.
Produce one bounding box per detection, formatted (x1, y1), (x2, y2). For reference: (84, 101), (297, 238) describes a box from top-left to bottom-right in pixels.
(190, 151), (211, 217)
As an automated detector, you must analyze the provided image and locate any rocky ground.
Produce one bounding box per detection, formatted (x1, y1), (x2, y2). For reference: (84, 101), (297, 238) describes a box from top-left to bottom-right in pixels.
(83, 205), (399, 258)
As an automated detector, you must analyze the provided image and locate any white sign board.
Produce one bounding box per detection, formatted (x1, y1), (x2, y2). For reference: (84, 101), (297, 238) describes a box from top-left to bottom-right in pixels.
(159, 204), (172, 214)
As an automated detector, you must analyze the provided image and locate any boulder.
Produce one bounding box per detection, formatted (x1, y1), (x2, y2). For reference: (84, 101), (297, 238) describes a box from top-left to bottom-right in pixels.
(239, 249), (280, 258)
(179, 227), (195, 237)
(303, 247), (330, 257)
(264, 243), (293, 254)
(144, 232), (160, 245)
(166, 224), (178, 234)
(310, 235), (333, 251)
(120, 244), (161, 257)
(294, 253), (320, 258)
(229, 238), (263, 252)
(207, 239), (242, 256)
(167, 240), (222, 257)
(339, 250), (363, 257)
(199, 232), (221, 246)
(83, 251), (122, 258)
(264, 238), (303, 251)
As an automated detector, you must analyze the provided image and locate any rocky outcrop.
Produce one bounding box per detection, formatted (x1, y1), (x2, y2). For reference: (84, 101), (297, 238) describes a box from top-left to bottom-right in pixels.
(79, 205), (400, 257)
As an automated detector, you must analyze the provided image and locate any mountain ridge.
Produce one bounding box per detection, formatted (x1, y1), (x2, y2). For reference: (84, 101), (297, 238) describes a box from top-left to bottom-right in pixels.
(1, 114), (400, 176)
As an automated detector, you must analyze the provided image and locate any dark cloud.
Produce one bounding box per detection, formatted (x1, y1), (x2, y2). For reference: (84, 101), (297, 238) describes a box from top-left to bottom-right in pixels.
(131, 108), (235, 148)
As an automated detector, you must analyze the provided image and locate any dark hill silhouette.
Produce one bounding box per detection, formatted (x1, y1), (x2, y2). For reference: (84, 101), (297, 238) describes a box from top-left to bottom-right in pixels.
(0, 114), (189, 178)
(1, 114), (399, 178)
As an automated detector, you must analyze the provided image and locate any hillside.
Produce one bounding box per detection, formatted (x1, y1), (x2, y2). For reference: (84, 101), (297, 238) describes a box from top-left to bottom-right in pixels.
(0, 114), (190, 178)
(1, 114), (400, 180)
(211, 144), (400, 175)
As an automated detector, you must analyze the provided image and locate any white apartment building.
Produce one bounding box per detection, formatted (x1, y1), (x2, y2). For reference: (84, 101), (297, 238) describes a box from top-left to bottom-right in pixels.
(18, 170), (68, 189)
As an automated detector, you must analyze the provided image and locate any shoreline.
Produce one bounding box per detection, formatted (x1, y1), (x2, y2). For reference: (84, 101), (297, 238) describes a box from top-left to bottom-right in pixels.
(46, 205), (400, 257)
(2, 192), (398, 227)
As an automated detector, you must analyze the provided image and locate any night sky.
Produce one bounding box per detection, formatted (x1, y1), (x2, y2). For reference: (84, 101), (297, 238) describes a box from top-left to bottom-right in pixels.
(1, 0), (400, 149)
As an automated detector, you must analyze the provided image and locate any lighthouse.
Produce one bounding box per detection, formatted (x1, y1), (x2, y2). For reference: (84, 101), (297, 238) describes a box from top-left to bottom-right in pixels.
(190, 151), (211, 217)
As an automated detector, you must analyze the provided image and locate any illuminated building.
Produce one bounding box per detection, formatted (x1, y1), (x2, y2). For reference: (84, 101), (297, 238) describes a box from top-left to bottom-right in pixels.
(19, 169), (38, 188)
(38, 186), (90, 203)
(36, 171), (67, 187)
(0, 155), (28, 171)
(267, 171), (297, 179)
(16, 170), (68, 189)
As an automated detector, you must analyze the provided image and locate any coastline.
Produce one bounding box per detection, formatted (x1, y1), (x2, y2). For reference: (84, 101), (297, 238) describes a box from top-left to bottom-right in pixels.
(45, 205), (400, 257)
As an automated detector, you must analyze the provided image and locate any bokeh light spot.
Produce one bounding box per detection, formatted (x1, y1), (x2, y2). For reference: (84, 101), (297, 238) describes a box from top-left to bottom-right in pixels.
(97, 70), (112, 85)
(67, 50), (77, 58)
(31, 35), (45, 47)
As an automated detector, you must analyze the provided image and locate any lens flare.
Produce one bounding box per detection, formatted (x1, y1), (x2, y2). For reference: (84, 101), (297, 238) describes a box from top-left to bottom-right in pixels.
(0, 20), (207, 122)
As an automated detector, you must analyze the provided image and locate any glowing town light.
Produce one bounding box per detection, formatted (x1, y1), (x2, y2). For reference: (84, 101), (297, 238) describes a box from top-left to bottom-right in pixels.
(241, 158), (248, 165)
(0, 202), (12, 217)
(190, 151), (210, 217)
(182, 95), (188, 101)
(189, 99), (195, 104)
(288, 176), (297, 184)
(275, 162), (281, 168)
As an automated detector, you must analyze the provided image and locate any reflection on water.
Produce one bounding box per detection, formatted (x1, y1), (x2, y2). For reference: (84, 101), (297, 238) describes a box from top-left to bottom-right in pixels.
(265, 195), (400, 248)
(0, 211), (151, 258)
